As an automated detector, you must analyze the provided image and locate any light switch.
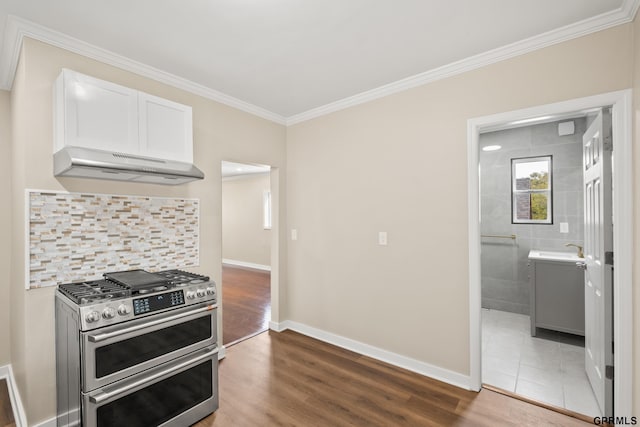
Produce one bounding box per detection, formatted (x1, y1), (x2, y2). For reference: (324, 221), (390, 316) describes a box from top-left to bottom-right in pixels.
(291, 229), (298, 241)
(560, 222), (569, 233)
(378, 232), (388, 246)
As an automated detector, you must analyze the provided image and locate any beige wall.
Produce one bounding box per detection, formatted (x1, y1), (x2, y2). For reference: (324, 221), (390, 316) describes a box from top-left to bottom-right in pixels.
(0, 90), (11, 366)
(287, 22), (634, 384)
(9, 38), (286, 424)
(222, 174), (272, 266)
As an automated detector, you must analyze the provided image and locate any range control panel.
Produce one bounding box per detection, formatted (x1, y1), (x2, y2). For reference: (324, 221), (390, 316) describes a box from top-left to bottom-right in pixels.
(76, 282), (216, 331)
(133, 290), (185, 315)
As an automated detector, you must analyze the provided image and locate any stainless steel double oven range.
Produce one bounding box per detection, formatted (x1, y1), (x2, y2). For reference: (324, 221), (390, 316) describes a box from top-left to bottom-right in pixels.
(55, 269), (219, 427)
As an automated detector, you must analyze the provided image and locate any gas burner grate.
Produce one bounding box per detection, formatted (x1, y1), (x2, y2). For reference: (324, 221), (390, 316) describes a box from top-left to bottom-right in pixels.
(58, 279), (131, 305)
(155, 269), (210, 285)
(57, 269), (210, 304)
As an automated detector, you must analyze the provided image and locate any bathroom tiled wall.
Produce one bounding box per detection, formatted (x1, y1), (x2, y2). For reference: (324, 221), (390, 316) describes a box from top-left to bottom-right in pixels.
(479, 118), (586, 314)
(28, 191), (199, 289)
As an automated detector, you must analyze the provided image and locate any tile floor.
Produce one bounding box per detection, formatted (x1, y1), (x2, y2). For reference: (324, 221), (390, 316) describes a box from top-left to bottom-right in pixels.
(482, 308), (601, 417)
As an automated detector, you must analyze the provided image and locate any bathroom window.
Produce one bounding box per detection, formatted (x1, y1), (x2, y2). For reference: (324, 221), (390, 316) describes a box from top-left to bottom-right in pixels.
(511, 156), (552, 224)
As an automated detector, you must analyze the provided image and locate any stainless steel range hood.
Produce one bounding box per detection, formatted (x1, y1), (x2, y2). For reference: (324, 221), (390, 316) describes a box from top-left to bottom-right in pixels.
(54, 146), (204, 185)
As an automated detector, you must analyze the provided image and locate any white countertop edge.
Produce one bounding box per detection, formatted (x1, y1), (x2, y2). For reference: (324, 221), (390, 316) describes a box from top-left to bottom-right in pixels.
(528, 250), (584, 262)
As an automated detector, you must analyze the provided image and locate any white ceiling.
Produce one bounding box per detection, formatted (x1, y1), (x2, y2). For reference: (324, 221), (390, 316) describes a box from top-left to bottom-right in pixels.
(0, 0), (635, 122)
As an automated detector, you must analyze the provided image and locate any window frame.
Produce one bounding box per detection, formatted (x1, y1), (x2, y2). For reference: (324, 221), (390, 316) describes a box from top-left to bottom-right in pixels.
(510, 155), (553, 225)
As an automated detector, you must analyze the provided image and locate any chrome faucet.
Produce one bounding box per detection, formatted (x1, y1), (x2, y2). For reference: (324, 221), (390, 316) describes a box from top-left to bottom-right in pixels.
(565, 243), (584, 258)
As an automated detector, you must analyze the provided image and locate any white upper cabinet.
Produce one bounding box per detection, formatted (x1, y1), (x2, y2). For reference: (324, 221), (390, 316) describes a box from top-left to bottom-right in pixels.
(138, 92), (193, 162)
(55, 69), (138, 154)
(54, 69), (193, 163)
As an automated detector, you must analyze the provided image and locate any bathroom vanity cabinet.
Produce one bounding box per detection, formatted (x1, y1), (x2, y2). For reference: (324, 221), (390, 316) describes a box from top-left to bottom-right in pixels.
(528, 251), (585, 337)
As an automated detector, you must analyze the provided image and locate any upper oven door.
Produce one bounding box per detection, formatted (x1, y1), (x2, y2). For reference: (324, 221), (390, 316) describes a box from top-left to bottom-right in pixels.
(81, 302), (217, 391)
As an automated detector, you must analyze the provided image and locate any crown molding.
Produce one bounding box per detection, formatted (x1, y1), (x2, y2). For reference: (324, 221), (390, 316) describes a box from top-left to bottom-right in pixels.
(0, 15), (287, 125)
(0, 15), (22, 91)
(1, 0), (638, 127)
(623, 0), (640, 18)
(286, 0), (640, 125)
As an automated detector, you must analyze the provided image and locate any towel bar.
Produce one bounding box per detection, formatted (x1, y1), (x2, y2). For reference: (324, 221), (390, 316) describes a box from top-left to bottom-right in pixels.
(481, 234), (516, 240)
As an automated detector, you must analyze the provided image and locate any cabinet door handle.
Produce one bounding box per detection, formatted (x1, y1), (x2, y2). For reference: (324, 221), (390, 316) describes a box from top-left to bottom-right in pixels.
(576, 261), (587, 270)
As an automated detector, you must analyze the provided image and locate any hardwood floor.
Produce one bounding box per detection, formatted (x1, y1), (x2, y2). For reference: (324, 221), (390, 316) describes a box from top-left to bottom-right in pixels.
(222, 265), (271, 346)
(196, 330), (592, 427)
(0, 379), (15, 427)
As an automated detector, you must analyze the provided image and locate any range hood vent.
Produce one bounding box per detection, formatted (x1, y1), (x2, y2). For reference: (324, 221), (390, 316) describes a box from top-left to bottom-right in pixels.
(54, 147), (204, 185)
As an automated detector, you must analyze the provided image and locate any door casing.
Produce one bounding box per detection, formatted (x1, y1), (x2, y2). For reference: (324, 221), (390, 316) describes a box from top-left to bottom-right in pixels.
(466, 90), (633, 416)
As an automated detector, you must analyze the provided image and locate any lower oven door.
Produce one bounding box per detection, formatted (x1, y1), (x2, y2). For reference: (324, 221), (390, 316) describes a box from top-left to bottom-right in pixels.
(83, 345), (219, 427)
(81, 303), (217, 391)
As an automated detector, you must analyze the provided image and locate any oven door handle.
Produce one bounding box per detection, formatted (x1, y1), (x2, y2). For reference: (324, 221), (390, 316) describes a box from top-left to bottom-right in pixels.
(87, 304), (218, 343)
(89, 346), (217, 405)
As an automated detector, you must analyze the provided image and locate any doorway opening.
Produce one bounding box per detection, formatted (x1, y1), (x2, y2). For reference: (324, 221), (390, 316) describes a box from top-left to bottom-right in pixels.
(479, 112), (604, 417)
(467, 91), (633, 419)
(221, 160), (272, 347)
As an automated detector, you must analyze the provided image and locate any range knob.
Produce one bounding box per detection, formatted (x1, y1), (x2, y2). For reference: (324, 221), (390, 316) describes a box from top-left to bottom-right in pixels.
(86, 311), (100, 323)
(117, 304), (131, 316)
(102, 307), (116, 320)
(196, 288), (206, 298)
(206, 287), (216, 296)
(186, 290), (197, 300)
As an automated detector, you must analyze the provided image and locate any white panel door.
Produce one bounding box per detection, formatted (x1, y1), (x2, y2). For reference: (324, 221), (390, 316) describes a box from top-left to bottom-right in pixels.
(138, 92), (193, 163)
(582, 109), (613, 417)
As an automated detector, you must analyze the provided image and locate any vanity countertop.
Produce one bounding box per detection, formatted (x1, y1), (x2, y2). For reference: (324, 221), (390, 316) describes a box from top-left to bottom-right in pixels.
(528, 250), (584, 262)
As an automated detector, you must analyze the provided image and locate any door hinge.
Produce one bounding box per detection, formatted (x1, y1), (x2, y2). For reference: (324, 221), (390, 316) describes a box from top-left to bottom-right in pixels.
(605, 251), (614, 266)
(605, 365), (614, 380)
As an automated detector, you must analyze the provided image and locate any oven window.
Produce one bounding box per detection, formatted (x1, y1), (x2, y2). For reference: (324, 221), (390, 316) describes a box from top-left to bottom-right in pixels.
(97, 360), (213, 427)
(95, 315), (212, 378)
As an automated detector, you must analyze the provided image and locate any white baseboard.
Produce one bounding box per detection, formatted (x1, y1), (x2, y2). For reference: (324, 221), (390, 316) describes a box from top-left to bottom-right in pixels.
(222, 259), (271, 271)
(269, 321), (286, 332)
(0, 364), (27, 427)
(33, 416), (56, 427)
(270, 320), (472, 391)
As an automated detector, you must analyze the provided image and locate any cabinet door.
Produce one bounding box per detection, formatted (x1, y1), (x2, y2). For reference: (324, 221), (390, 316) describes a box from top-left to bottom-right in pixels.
(138, 92), (193, 163)
(534, 261), (585, 335)
(58, 70), (139, 154)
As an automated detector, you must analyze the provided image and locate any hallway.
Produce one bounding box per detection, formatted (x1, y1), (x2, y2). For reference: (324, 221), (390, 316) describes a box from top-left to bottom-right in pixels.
(222, 265), (271, 346)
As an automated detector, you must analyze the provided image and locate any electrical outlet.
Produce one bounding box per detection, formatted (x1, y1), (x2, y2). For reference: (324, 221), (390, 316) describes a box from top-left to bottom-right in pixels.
(291, 229), (298, 241)
(378, 232), (388, 246)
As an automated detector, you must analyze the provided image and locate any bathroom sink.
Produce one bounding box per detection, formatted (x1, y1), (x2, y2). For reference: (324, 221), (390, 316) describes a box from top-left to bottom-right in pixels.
(528, 250), (584, 262)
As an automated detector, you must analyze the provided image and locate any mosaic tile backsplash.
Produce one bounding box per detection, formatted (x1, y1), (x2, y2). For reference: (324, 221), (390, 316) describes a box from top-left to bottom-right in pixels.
(29, 191), (199, 289)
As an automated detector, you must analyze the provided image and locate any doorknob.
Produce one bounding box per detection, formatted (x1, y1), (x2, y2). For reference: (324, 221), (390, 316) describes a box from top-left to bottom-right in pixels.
(576, 261), (587, 270)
